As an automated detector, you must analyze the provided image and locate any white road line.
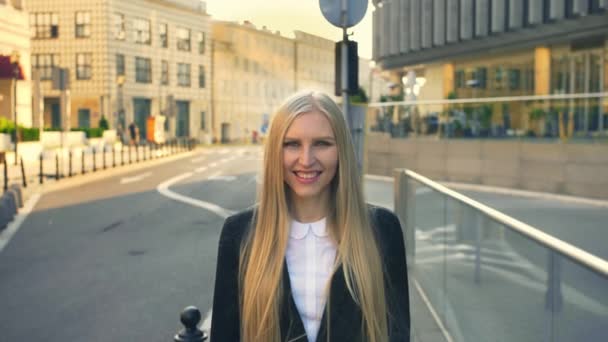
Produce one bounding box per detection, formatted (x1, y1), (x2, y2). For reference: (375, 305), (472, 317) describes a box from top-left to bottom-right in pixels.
(208, 175), (236, 182)
(0, 193), (42, 254)
(156, 173), (234, 219)
(195, 166), (208, 173)
(191, 156), (206, 163)
(412, 278), (455, 342)
(120, 172), (152, 184)
(200, 309), (212, 335)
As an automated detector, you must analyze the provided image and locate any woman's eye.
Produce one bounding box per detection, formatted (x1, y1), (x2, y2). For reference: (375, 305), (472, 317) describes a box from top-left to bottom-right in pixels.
(283, 141), (298, 147)
(315, 141), (331, 146)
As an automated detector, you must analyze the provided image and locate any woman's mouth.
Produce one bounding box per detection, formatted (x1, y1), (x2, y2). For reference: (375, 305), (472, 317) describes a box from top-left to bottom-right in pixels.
(293, 171), (322, 184)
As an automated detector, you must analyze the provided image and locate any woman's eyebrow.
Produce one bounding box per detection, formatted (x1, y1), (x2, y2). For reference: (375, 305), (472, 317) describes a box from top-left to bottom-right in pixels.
(283, 136), (336, 141)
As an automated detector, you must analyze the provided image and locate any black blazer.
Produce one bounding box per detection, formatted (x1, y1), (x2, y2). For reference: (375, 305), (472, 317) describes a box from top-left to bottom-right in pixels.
(210, 205), (410, 342)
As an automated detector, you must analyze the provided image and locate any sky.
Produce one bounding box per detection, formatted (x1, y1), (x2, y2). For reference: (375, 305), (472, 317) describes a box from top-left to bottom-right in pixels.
(205, 0), (373, 59)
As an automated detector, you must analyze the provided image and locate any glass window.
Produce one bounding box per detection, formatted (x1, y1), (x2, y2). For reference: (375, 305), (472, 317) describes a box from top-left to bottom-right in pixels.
(160, 23), (168, 48)
(76, 53), (92, 80)
(177, 28), (191, 51)
(508, 69), (521, 90)
(32, 54), (59, 80)
(455, 69), (465, 88)
(116, 54), (125, 76)
(112, 13), (125, 40)
(197, 32), (205, 54)
(177, 63), (191, 87)
(201, 111), (206, 130)
(133, 18), (151, 44)
(75, 11), (91, 38)
(198, 65), (205, 88)
(161, 60), (169, 85)
(30, 12), (59, 39)
(476, 67), (487, 89)
(135, 57), (152, 83)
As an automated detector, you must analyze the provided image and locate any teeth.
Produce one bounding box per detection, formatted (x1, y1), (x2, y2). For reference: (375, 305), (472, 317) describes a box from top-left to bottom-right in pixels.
(295, 172), (319, 179)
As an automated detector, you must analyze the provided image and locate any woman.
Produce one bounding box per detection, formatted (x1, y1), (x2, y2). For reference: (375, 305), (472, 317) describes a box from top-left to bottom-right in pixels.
(210, 91), (410, 342)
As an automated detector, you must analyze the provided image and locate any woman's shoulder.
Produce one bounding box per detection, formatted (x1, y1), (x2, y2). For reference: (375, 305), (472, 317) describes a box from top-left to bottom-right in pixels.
(366, 203), (403, 239)
(219, 206), (256, 245)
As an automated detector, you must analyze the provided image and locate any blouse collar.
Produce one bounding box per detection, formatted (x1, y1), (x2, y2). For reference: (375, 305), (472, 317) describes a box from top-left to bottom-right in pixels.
(289, 217), (328, 239)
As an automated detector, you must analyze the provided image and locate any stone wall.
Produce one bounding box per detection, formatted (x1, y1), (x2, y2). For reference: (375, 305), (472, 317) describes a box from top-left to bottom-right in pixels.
(365, 133), (608, 199)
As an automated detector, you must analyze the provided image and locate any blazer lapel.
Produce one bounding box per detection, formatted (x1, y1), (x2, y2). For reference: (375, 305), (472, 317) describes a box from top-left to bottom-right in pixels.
(281, 262), (308, 342)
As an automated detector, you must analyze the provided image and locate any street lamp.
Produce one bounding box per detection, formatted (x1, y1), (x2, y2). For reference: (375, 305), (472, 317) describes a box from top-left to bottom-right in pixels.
(10, 51), (20, 165)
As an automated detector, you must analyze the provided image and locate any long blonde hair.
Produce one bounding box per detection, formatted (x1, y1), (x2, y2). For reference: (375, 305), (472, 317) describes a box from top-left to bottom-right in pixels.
(239, 90), (388, 341)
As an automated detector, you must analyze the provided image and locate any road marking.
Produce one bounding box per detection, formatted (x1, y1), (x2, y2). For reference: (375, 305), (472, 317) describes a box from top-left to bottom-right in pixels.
(120, 172), (152, 184)
(156, 173), (234, 219)
(195, 166), (208, 173)
(200, 309), (212, 335)
(208, 175), (236, 182)
(191, 156), (206, 163)
(0, 193), (42, 254)
(413, 278), (455, 342)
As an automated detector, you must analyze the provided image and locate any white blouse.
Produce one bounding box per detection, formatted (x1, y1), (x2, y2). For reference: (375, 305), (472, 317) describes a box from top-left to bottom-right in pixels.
(285, 218), (337, 342)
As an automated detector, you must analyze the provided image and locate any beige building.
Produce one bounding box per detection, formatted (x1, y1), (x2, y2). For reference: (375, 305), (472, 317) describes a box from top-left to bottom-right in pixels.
(28, 0), (212, 142)
(0, 0), (32, 127)
(212, 20), (379, 142)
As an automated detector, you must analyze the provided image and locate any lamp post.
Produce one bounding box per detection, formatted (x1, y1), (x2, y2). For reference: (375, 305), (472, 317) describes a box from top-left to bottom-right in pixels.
(368, 60), (376, 103)
(10, 51), (20, 165)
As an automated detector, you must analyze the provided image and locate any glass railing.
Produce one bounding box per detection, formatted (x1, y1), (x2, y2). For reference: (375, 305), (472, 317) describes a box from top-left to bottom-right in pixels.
(367, 92), (608, 142)
(394, 169), (608, 342)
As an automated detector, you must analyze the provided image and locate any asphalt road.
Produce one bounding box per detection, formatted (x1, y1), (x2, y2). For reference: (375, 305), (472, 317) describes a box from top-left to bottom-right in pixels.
(0, 146), (261, 342)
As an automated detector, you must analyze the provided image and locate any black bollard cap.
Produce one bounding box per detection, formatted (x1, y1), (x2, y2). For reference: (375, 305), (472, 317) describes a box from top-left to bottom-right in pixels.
(174, 306), (208, 342)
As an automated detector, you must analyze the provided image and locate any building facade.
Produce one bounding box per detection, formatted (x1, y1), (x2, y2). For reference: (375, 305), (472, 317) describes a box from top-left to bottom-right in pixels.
(28, 0), (212, 142)
(372, 0), (608, 136)
(0, 0), (32, 128)
(212, 21), (381, 142)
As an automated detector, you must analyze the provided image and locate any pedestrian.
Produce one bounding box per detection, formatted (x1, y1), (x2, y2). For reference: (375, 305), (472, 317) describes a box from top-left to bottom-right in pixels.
(210, 90), (410, 342)
(128, 122), (136, 146)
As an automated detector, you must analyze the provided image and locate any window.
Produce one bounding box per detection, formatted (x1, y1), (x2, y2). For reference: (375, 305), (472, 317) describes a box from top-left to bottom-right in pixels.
(197, 32), (206, 54)
(200, 111), (206, 130)
(455, 70), (465, 88)
(161, 60), (169, 85)
(75, 11), (91, 38)
(30, 12), (59, 38)
(160, 23), (168, 48)
(116, 54), (125, 76)
(112, 13), (125, 40)
(198, 65), (205, 88)
(475, 67), (487, 89)
(508, 69), (521, 90)
(32, 54), (58, 80)
(133, 18), (151, 44)
(177, 28), (191, 51)
(76, 53), (92, 80)
(78, 108), (91, 128)
(177, 63), (191, 87)
(135, 57), (152, 83)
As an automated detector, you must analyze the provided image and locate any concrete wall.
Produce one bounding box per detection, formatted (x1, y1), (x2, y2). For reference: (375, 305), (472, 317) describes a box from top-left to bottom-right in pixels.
(365, 133), (608, 199)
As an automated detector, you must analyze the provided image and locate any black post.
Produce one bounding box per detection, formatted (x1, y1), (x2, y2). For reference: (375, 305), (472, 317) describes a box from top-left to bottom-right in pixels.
(3, 160), (8, 192)
(173, 306), (207, 342)
(121, 146), (125, 166)
(128, 146), (132, 164)
(103, 147), (107, 169)
(143, 145), (147, 161)
(39, 153), (43, 184)
(92, 148), (97, 172)
(55, 153), (59, 180)
(68, 150), (72, 177)
(20, 157), (27, 188)
(136, 146), (140, 162)
(82, 150), (86, 174)
(112, 147), (116, 167)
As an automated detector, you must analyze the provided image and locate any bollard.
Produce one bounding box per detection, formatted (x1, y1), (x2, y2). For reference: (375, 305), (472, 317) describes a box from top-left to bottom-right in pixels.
(136, 146), (140, 162)
(39, 153), (43, 184)
(55, 154), (60, 180)
(68, 151), (73, 177)
(121, 146), (125, 166)
(82, 150), (86, 174)
(173, 306), (207, 342)
(103, 146), (107, 169)
(92, 148), (97, 172)
(3, 160), (8, 192)
(128, 146), (132, 164)
(112, 147), (116, 167)
(143, 145), (147, 161)
(20, 157), (27, 188)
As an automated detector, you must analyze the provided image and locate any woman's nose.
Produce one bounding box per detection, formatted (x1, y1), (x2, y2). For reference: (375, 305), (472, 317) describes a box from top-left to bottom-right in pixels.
(298, 145), (315, 166)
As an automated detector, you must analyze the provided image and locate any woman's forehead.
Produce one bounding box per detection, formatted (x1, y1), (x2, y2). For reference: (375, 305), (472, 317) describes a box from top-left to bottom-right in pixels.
(284, 111), (334, 137)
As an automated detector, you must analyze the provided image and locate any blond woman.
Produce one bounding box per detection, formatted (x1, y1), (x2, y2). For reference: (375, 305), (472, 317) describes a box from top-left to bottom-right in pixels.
(210, 91), (410, 341)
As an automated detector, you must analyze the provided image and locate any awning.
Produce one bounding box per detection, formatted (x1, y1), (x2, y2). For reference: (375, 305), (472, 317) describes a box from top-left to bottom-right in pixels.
(0, 55), (25, 80)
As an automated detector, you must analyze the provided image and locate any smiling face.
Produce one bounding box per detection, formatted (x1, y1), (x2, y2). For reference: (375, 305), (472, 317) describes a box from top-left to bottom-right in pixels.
(282, 110), (338, 205)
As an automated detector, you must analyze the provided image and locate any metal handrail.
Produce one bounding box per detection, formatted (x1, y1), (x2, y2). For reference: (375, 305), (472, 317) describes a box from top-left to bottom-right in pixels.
(403, 169), (608, 279)
(368, 91), (608, 107)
